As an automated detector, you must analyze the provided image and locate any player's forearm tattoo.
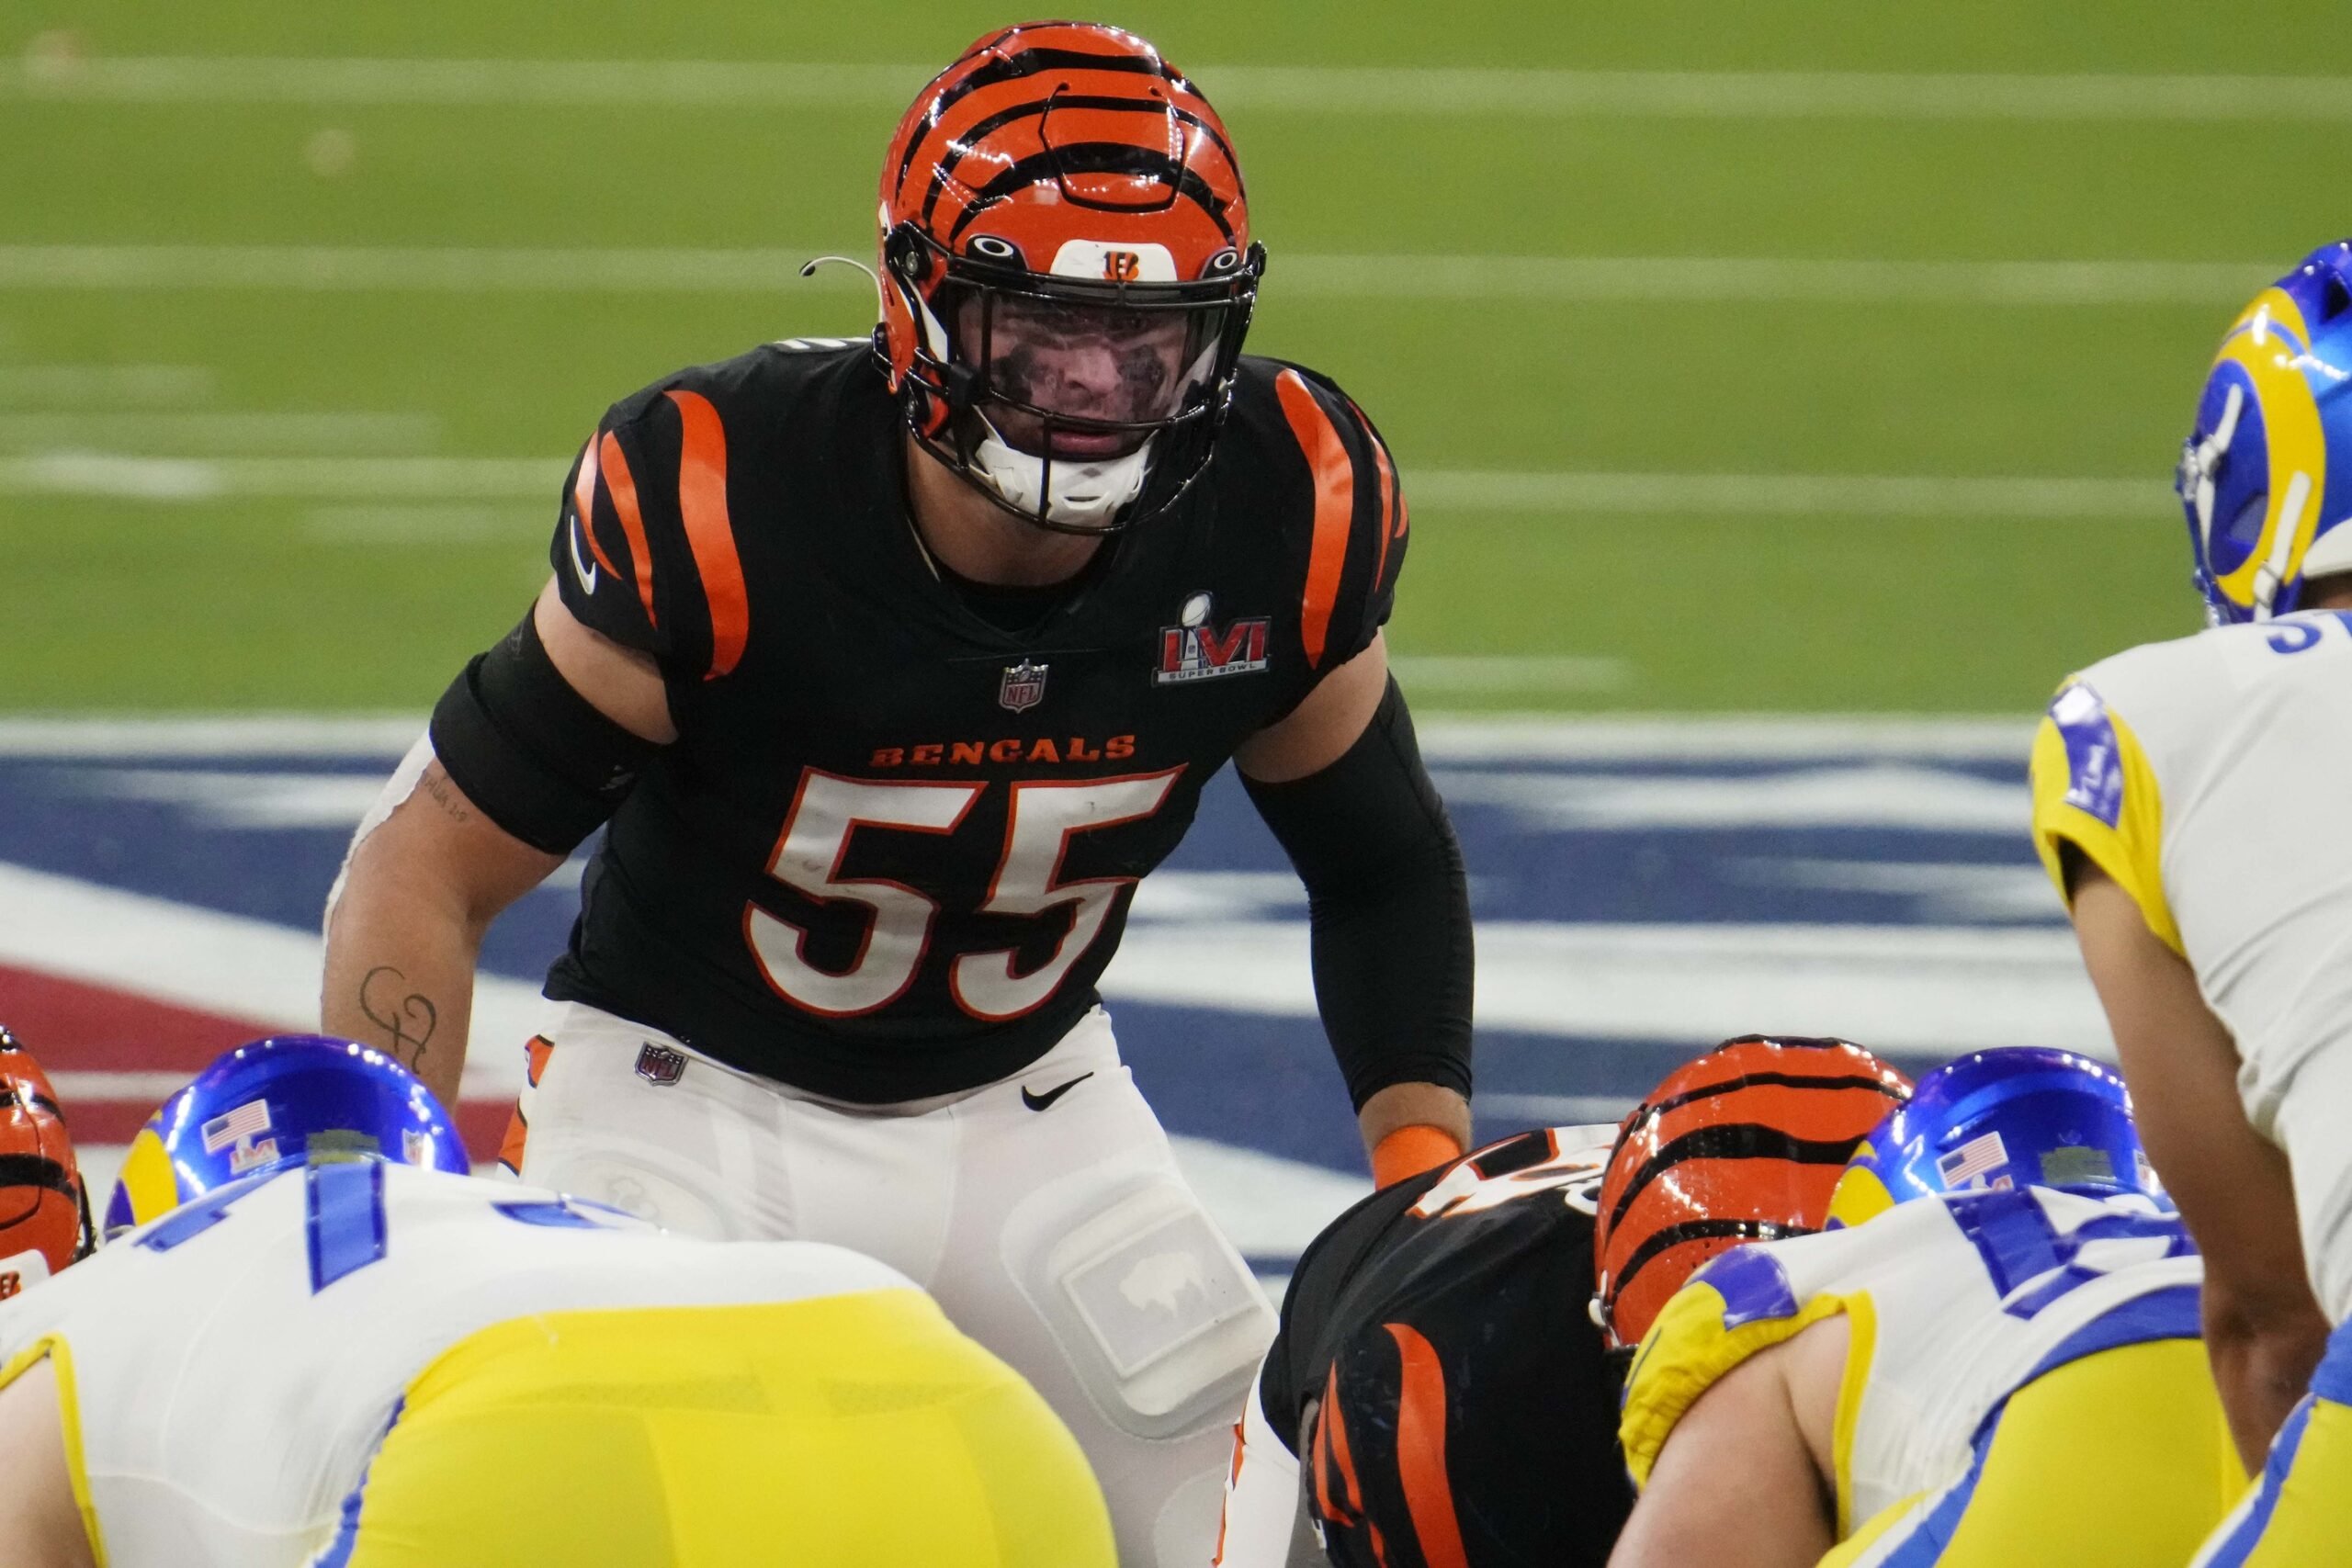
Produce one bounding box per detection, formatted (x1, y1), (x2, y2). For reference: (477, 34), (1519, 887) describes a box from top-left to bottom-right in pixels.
(357, 964), (439, 1069)
(419, 769), (471, 825)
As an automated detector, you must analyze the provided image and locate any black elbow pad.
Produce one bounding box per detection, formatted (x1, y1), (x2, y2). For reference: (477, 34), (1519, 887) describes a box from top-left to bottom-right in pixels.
(429, 612), (661, 854)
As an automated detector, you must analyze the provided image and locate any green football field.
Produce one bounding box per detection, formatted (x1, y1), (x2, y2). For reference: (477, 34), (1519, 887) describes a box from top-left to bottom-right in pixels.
(6, 1), (2351, 713)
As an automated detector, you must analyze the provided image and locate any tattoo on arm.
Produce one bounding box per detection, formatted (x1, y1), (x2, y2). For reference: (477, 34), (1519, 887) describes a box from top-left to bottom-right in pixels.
(357, 965), (439, 1070)
(419, 768), (472, 825)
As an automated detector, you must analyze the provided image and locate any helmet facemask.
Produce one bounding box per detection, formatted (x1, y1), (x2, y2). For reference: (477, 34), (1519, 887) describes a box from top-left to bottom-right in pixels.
(887, 224), (1261, 536)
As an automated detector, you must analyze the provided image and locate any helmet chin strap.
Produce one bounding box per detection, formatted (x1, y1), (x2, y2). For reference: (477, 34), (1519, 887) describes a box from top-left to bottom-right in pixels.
(967, 409), (1151, 531)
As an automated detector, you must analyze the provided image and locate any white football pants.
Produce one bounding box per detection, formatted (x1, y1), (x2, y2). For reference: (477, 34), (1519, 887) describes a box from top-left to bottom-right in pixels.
(503, 999), (1276, 1567)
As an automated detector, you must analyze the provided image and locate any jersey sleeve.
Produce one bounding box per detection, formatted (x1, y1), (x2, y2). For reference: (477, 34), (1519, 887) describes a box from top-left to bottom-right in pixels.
(550, 381), (752, 685)
(1269, 366), (1409, 680)
(2028, 679), (2182, 953)
(1618, 1246), (1851, 1493)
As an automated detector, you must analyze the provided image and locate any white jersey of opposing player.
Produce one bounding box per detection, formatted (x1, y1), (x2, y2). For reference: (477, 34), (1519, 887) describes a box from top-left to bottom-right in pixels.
(1622, 1187), (2202, 1531)
(2030, 610), (2352, 1319)
(0, 1160), (914, 1568)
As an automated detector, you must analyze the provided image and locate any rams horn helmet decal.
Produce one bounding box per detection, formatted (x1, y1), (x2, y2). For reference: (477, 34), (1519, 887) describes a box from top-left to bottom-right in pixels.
(2178, 238), (2352, 624)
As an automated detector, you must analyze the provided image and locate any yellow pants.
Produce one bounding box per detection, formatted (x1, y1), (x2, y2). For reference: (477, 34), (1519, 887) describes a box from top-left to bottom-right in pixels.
(1821, 1337), (2243, 1567)
(2191, 1318), (2352, 1566)
(324, 1289), (1114, 1568)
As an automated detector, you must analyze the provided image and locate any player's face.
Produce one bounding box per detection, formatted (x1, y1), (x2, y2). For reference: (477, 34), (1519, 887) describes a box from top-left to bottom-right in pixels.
(962, 294), (1195, 458)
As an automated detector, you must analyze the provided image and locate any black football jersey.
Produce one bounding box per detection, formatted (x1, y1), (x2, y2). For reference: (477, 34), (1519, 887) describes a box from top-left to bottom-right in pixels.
(541, 342), (1407, 1102)
(1262, 1126), (1633, 1568)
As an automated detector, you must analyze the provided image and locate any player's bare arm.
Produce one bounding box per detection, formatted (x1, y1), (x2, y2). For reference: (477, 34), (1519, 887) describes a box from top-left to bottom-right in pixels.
(1235, 631), (1476, 1175)
(1609, 1314), (1844, 1568)
(2067, 861), (2328, 1468)
(0, 1359), (94, 1568)
(322, 583), (668, 1105)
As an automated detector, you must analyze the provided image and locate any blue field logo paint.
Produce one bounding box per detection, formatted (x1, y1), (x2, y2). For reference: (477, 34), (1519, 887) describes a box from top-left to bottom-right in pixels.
(2049, 684), (2125, 828)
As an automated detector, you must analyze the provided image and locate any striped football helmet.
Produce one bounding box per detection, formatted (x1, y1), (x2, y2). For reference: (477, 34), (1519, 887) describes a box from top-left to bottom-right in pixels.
(876, 22), (1263, 535)
(2178, 240), (2352, 623)
(0, 1024), (90, 1286)
(1593, 1035), (1913, 1349)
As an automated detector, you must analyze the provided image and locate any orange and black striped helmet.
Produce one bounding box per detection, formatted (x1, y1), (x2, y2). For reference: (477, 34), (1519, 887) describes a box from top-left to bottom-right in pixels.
(876, 22), (1264, 534)
(0, 1025), (89, 1290)
(1592, 1035), (1912, 1349)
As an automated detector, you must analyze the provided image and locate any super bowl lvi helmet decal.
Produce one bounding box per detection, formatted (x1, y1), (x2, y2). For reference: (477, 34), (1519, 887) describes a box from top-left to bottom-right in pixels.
(2178, 239), (2352, 624)
(0, 1024), (91, 1286)
(875, 21), (1263, 536)
(106, 1034), (469, 1237)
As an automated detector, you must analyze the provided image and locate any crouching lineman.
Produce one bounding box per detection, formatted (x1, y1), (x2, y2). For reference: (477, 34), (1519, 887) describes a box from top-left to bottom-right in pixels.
(0, 1035), (1112, 1568)
(2033, 239), (2352, 1565)
(1216, 1035), (1910, 1568)
(1609, 1048), (2243, 1568)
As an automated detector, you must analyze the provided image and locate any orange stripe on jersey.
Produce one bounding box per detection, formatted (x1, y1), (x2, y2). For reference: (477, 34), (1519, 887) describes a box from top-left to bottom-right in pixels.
(1276, 368), (1356, 670)
(1385, 1323), (1470, 1568)
(664, 389), (750, 681)
(1211, 1418), (1245, 1566)
(569, 438), (620, 579)
(597, 431), (659, 629)
(524, 1034), (554, 1089)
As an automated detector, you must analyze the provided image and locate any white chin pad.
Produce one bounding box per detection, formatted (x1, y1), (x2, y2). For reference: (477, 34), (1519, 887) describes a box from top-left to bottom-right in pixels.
(971, 424), (1149, 530)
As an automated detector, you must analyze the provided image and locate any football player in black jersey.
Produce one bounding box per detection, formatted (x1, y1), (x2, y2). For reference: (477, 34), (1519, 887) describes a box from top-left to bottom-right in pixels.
(1216, 1038), (1911, 1568)
(321, 21), (1474, 1559)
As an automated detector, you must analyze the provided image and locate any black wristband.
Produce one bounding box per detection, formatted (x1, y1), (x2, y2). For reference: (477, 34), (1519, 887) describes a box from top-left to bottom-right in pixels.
(428, 611), (661, 855)
(1242, 678), (1474, 1108)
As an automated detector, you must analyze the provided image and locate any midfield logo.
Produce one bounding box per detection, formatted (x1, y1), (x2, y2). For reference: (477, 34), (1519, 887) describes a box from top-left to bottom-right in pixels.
(1155, 592), (1269, 686)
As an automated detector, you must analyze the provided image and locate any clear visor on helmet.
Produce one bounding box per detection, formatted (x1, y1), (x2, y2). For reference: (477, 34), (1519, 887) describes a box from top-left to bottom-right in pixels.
(955, 284), (1238, 460)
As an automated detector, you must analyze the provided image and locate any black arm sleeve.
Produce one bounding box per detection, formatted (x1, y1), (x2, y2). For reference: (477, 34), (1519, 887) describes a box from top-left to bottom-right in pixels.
(428, 610), (662, 855)
(1241, 676), (1473, 1109)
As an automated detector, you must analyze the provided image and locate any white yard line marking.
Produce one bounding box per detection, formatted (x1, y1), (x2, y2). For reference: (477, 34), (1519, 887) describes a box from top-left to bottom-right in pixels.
(11, 56), (2352, 122)
(1391, 655), (1633, 693)
(0, 412), (438, 454)
(49, 1069), (198, 1103)
(0, 861), (536, 1097)
(0, 245), (2276, 306)
(0, 452), (2162, 521)
(0, 364), (213, 407)
(0, 714), (2039, 758)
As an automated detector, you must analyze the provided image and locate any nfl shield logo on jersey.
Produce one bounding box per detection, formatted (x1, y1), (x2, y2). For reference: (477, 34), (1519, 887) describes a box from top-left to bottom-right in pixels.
(634, 1043), (687, 1087)
(1000, 660), (1049, 713)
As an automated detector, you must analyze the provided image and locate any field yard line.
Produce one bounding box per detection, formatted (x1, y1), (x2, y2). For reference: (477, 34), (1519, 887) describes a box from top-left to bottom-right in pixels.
(0, 245), (2274, 306)
(0, 713), (2038, 759)
(13, 57), (2352, 122)
(0, 364), (214, 407)
(0, 859), (534, 1097)
(0, 412), (438, 455)
(0, 451), (2163, 519)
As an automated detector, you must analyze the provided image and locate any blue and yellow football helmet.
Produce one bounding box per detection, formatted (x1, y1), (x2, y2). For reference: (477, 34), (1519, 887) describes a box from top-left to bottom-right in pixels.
(2177, 239), (2352, 624)
(105, 1034), (468, 1237)
(1826, 1047), (2158, 1228)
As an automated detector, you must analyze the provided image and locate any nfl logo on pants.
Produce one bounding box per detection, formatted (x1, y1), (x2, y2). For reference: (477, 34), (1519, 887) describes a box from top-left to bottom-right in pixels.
(635, 1043), (686, 1086)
